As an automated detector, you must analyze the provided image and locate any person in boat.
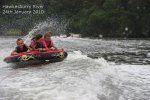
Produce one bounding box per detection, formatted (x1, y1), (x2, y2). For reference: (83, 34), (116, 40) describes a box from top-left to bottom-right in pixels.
(11, 38), (31, 55)
(30, 34), (46, 51)
(43, 32), (57, 50)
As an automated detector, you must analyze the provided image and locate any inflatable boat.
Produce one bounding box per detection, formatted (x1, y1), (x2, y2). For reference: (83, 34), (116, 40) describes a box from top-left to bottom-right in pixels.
(4, 49), (67, 64)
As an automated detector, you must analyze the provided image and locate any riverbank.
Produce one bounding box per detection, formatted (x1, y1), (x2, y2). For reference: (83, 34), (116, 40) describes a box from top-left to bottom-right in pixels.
(1, 35), (150, 41)
(0, 35), (24, 38)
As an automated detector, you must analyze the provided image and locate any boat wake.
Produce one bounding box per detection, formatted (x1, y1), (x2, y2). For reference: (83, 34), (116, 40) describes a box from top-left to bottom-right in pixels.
(1, 37), (150, 100)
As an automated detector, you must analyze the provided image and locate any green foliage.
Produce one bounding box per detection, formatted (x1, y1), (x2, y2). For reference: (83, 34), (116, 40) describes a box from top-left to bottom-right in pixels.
(68, 6), (95, 34)
(2, 29), (22, 36)
(1, 0), (150, 37)
(103, 0), (120, 9)
(69, 0), (150, 38)
(85, 9), (107, 37)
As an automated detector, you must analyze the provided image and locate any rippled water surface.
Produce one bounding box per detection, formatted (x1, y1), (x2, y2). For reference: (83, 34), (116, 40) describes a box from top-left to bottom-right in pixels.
(0, 37), (150, 100)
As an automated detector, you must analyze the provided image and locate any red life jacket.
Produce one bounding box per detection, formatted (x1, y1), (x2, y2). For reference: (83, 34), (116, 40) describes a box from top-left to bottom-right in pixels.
(30, 39), (44, 49)
(43, 39), (54, 48)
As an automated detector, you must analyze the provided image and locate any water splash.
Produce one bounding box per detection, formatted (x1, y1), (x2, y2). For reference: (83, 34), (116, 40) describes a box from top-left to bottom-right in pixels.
(23, 17), (69, 44)
(23, 21), (49, 44)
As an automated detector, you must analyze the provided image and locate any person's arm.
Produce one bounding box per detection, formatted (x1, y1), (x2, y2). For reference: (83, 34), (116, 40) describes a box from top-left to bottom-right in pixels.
(25, 44), (32, 51)
(49, 40), (57, 50)
(42, 40), (49, 50)
(30, 40), (38, 51)
(50, 46), (57, 50)
(11, 49), (18, 55)
(30, 40), (35, 48)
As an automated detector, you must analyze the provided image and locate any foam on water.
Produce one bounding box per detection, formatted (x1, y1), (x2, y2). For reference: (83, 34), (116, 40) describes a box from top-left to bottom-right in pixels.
(147, 53), (150, 57)
(0, 49), (116, 100)
(1, 37), (150, 100)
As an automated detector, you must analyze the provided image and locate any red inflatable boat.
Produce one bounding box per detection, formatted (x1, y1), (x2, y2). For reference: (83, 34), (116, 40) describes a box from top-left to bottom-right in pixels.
(4, 49), (67, 64)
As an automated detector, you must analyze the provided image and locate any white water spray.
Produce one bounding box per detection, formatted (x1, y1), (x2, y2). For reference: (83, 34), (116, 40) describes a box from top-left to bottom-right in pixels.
(23, 17), (69, 45)
(23, 21), (49, 44)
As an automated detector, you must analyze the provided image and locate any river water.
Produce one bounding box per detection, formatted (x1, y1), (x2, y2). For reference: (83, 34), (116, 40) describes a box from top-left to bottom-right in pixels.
(0, 37), (150, 100)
